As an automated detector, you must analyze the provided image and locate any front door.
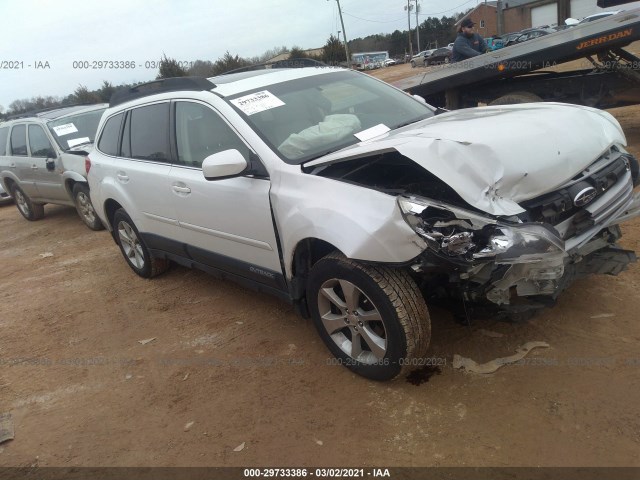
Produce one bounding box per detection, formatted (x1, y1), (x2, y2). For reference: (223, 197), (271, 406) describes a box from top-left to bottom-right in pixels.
(168, 100), (283, 288)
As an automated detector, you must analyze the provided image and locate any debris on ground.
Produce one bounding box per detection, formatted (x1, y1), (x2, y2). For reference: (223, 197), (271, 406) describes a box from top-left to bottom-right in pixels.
(183, 373), (189, 381)
(38, 252), (54, 259)
(0, 413), (15, 444)
(590, 313), (615, 319)
(184, 421), (194, 432)
(233, 442), (245, 452)
(478, 329), (504, 338)
(453, 342), (550, 375)
(125, 374), (133, 380)
(137, 338), (156, 345)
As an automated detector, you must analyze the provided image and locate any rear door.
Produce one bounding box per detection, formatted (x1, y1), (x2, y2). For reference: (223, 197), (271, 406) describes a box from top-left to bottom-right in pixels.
(8, 124), (38, 196)
(115, 102), (180, 246)
(168, 100), (284, 288)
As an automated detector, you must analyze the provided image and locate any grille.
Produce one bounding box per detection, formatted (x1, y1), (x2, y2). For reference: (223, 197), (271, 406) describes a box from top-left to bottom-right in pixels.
(521, 150), (634, 241)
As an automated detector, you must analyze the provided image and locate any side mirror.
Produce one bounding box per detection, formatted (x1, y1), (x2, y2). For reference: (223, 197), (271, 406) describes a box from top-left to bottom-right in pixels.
(565, 17), (579, 26)
(202, 149), (248, 180)
(46, 155), (56, 171)
(412, 94), (427, 104)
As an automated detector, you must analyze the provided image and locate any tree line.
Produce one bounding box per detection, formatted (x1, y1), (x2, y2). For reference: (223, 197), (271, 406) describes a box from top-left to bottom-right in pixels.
(0, 12), (465, 119)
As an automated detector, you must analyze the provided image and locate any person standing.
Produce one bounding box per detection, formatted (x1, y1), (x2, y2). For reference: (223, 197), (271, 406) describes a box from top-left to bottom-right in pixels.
(452, 18), (488, 62)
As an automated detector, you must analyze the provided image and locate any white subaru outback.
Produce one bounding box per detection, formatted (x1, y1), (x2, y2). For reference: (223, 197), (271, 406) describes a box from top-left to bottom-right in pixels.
(88, 68), (640, 380)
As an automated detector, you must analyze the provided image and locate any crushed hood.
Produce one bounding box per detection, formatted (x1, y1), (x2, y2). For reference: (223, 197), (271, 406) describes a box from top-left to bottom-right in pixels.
(306, 103), (626, 216)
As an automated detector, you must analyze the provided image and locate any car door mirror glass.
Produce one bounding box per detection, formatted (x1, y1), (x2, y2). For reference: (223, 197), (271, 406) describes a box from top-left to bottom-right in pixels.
(202, 149), (248, 180)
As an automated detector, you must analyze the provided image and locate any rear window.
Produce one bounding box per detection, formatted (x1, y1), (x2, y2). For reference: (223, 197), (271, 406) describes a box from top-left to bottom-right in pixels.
(130, 103), (170, 162)
(97, 113), (123, 156)
(0, 127), (9, 156)
(10, 125), (27, 156)
(48, 107), (106, 150)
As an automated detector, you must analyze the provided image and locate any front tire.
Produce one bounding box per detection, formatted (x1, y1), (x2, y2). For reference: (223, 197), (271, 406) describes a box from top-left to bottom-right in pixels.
(113, 209), (169, 278)
(11, 185), (44, 221)
(73, 183), (104, 231)
(307, 252), (431, 381)
(411, 60), (416, 68)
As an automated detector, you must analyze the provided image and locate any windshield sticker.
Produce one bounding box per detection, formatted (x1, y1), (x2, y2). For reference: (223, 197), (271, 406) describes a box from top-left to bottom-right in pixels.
(67, 137), (91, 148)
(355, 124), (391, 142)
(52, 123), (78, 136)
(230, 90), (285, 116)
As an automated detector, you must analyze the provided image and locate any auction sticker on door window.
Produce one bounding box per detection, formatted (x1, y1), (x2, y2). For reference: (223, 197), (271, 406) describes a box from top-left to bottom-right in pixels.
(52, 123), (78, 136)
(230, 91), (285, 116)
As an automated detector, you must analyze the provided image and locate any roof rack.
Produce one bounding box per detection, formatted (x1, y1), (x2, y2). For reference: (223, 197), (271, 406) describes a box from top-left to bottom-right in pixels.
(222, 58), (328, 75)
(4, 103), (91, 121)
(109, 77), (216, 107)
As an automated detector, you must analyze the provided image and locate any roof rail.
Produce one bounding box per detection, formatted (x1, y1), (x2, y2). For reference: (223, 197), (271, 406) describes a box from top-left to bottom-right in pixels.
(109, 77), (216, 107)
(222, 58), (328, 75)
(4, 103), (91, 121)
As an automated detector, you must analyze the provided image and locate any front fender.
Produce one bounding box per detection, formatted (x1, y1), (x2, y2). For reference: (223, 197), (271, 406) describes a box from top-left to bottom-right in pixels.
(271, 170), (427, 279)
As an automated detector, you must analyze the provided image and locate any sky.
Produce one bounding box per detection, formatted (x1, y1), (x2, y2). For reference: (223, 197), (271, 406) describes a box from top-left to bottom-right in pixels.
(0, 0), (635, 109)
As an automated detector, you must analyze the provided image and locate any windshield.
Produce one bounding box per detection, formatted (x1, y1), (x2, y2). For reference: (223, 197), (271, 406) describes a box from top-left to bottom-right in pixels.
(227, 70), (434, 164)
(47, 108), (106, 151)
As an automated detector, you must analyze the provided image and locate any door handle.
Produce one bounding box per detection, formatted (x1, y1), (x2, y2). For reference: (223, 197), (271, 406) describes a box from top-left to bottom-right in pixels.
(116, 172), (129, 182)
(10, 163), (15, 168)
(172, 185), (191, 194)
(31, 165), (38, 170)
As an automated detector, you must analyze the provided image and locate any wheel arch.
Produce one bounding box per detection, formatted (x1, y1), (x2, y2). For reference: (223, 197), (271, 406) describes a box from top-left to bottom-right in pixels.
(288, 238), (342, 316)
(103, 199), (124, 237)
(62, 171), (87, 199)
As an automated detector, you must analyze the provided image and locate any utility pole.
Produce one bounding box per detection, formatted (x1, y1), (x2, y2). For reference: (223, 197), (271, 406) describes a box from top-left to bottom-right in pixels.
(333, 0), (351, 68)
(414, 1), (420, 53)
(497, 0), (504, 35)
(405, 0), (413, 56)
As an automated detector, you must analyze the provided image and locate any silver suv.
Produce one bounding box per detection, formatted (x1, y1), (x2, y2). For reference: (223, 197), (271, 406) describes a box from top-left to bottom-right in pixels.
(88, 69), (640, 380)
(0, 104), (107, 230)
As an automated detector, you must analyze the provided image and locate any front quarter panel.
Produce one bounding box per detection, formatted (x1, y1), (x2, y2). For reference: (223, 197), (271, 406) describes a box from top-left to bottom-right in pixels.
(271, 166), (427, 278)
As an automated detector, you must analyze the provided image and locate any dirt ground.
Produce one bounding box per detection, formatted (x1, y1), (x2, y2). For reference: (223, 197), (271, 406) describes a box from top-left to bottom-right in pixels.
(1, 67), (640, 470)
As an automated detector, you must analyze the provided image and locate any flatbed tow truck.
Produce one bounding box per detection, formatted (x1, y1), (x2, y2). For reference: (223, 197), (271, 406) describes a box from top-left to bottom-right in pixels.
(394, 8), (640, 109)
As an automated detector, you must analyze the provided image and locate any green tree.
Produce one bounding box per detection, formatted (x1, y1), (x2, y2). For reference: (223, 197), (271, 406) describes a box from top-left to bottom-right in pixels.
(157, 54), (188, 79)
(322, 34), (346, 65)
(288, 46), (308, 59)
(98, 81), (117, 103)
(212, 51), (250, 75)
(73, 85), (101, 104)
(187, 60), (216, 77)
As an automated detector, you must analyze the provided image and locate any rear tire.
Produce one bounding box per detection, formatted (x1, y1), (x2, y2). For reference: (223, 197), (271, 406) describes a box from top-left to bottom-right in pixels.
(11, 185), (44, 221)
(113, 209), (169, 278)
(489, 91), (542, 105)
(411, 60), (416, 68)
(73, 183), (104, 231)
(307, 252), (431, 381)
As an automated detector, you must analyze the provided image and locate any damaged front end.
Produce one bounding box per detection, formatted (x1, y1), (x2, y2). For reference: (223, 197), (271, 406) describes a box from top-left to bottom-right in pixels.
(397, 148), (640, 318)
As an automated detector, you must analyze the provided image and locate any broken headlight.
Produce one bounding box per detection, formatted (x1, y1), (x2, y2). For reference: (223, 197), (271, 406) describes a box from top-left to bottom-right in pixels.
(398, 196), (566, 263)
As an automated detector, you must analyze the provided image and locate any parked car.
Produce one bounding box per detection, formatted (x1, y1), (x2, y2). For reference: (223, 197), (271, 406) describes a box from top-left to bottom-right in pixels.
(485, 36), (505, 51)
(424, 47), (452, 65)
(0, 182), (11, 204)
(410, 50), (434, 67)
(566, 10), (622, 26)
(505, 28), (556, 46)
(0, 104), (107, 229)
(384, 58), (396, 66)
(88, 69), (639, 381)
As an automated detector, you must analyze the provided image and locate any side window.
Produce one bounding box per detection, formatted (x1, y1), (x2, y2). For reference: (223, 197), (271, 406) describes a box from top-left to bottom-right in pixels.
(97, 113), (123, 156)
(0, 127), (9, 156)
(130, 103), (170, 162)
(28, 125), (54, 157)
(175, 102), (250, 168)
(10, 125), (27, 156)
